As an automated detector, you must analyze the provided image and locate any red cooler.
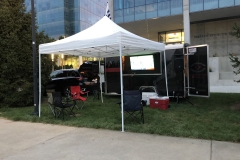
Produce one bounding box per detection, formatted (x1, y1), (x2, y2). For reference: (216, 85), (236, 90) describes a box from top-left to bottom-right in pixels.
(149, 96), (169, 110)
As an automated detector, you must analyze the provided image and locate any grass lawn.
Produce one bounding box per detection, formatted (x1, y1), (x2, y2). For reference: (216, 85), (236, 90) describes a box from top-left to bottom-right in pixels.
(0, 93), (240, 143)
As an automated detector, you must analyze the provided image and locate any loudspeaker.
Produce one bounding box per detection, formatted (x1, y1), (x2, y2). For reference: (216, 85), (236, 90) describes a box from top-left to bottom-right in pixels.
(174, 58), (184, 71)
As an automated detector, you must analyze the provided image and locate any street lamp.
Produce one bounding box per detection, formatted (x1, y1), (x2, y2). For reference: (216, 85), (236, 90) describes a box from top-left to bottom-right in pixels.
(30, 0), (38, 116)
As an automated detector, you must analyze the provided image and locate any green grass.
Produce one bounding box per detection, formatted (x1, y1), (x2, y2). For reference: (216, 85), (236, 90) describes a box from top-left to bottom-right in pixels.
(0, 93), (240, 143)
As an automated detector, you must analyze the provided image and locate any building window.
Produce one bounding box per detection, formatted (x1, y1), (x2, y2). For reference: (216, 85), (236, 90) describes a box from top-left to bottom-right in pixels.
(123, 0), (134, 9)
(82, 57), (104, 62)
(158, 30), (184, 44)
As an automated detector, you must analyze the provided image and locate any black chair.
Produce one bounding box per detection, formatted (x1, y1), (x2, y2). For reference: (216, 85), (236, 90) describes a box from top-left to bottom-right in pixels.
(118, 90), (145, 124)
(52, 92), (76, 120)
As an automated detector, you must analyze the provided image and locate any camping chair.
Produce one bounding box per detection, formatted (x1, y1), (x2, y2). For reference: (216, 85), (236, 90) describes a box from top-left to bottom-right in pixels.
(70, 86), (89, 110)
(52, 92), (76, 120)
(117, 90), (145, 124)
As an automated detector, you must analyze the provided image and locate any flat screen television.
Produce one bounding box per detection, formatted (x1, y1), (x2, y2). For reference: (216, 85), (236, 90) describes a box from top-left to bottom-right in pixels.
(123, 53), (162, 75)
(130, 55), (154, 70)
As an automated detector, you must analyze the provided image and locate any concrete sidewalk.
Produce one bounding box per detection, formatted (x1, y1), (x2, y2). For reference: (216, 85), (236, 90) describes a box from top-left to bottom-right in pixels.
(0, 118), (239, 160)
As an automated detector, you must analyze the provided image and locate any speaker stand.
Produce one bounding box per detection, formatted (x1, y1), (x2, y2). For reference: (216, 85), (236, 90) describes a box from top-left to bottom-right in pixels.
(175, 80), (194, 106)
(175, 92), (193, 105)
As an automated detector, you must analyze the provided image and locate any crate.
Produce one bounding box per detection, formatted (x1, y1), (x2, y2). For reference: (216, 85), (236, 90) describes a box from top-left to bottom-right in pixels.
(140, 86), (158, 105)
(142, 92), (158, 105)
(149, 96), (169, 110)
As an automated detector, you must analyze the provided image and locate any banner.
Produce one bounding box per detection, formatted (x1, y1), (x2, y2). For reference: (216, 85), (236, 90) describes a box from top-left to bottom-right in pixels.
(187, 45), (209, 97)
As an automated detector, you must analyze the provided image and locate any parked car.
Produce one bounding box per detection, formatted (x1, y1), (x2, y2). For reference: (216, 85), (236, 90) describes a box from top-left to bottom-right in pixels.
(45, 69), (83, 96)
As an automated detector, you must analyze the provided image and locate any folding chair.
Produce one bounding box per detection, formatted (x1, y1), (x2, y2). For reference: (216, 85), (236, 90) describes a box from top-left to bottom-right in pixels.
(46, 89), (55, 116)
(117, 90), (145, 124)
(52, 92), (76, 120)
(70, 86), (89, 110)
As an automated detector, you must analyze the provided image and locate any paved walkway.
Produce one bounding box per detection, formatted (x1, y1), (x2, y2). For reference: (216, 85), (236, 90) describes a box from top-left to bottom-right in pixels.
(0, 118), (239, 160)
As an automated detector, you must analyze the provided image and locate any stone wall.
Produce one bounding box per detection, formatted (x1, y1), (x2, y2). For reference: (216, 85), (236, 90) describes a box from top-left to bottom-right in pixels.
(191, 18), (240, 57)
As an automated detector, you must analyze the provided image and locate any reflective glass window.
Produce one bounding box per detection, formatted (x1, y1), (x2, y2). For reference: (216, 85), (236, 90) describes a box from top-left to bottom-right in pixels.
(158, 0), (170, 17)
(146, 3), (158, 19)
(135, 5), (145, 21)
(80, 9), (86, 24)
(219, 0), (234, 7)
(74, 0), (79, 7)
(80, 21), (91, 31)
(38, 8), (64, 24)
(146, 0), (158, 4)
(24, 0), (31, 12)
(123, 0), (134, 8)
(204, 0), (218, 10)
(171, 0), (182, 15)
(80, 0), (91, 11)
(36, 0), (64, 12)
(135, 0), (145, 6)
(114, 0), (124, 10)
(124, 7), (134, 22)
(91, 1), (97, 15)
(39, 21), (65, 38)
(114, 10), (124, 23)
(236, 0), (240, 5)
(74, 8), (80, 21)
(74, 23), (80, 34)
(190, 0), (203, 12)
(25, 0), (113, 38)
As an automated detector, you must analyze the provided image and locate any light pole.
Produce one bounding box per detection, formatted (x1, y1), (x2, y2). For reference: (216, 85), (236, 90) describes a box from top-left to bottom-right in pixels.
(31, 0), (39, 116)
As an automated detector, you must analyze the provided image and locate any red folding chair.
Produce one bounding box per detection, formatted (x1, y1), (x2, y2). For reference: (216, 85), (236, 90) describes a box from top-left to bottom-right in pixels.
(70, 86), (89, 110)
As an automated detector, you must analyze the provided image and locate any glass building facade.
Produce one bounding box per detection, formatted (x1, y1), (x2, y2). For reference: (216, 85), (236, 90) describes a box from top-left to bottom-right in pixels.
(190, 0), (240, 12)
(113, 0), (240, 23)
(113, 0), (240, 46)
(24, 0), (108, 39)
(114, 0), (183, 23)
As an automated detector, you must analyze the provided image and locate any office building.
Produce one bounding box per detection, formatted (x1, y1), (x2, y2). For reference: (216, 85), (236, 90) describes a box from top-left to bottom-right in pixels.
(24, 0), (240, 57)
(24, 0), (108, 68)
(25, 0), (109, 39)
(113, 0), (240, 56)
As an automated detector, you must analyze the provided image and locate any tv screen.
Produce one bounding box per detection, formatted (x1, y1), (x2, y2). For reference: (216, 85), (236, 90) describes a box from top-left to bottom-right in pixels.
(130, 55), (154, 70)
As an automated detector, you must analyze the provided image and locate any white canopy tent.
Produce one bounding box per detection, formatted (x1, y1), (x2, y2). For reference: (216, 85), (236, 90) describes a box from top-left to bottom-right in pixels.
(39, 16), (166, 132)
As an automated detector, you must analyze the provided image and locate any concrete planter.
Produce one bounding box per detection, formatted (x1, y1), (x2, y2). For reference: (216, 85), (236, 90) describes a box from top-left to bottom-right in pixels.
(209, 72), (219, 85)
(209, 57), (219, 72)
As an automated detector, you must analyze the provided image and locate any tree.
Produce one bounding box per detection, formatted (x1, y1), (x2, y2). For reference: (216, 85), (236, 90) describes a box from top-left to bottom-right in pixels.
(229, 23), (240, 82)
(0, 0), (53, 107)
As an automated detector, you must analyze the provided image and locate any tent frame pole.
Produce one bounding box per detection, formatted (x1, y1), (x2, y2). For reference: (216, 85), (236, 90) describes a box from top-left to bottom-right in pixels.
(39, 54), (42, 117)
(119, 43), (124, 132)
(164, 51), (169, 97)
(98, 54), (103, 103)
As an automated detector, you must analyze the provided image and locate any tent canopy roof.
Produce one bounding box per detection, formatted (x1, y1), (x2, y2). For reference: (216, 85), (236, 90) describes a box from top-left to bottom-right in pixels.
(39, 16), (165, 57)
